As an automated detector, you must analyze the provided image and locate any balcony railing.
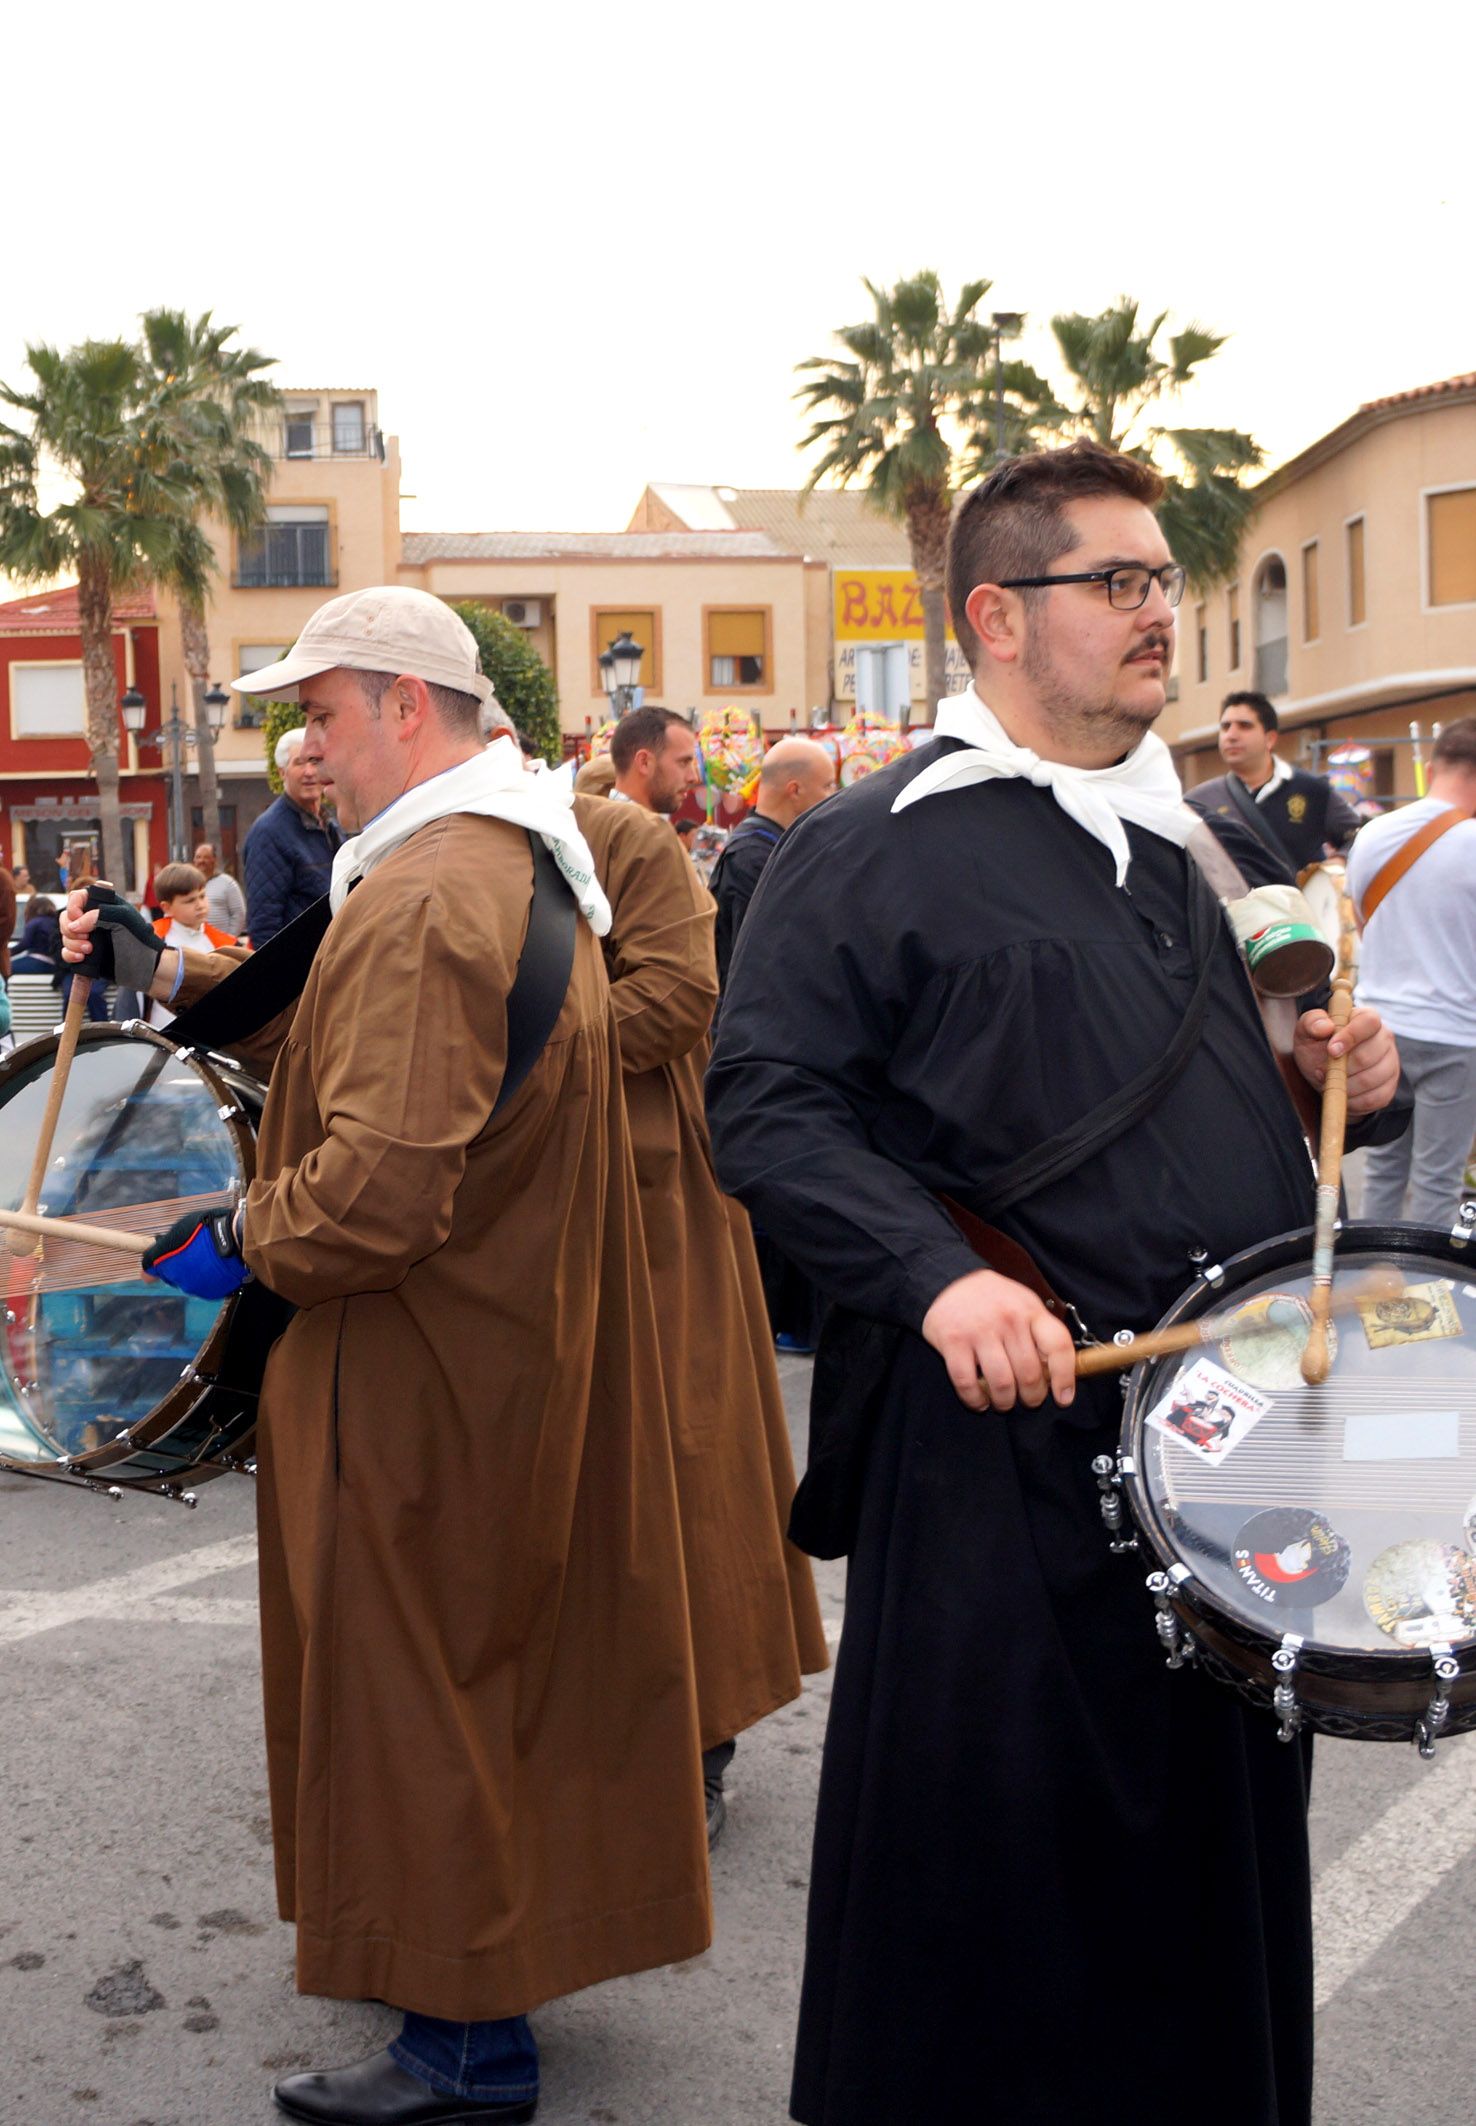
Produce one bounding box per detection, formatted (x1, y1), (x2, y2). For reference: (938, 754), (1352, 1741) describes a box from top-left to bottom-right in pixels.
(273, 422), (385, 462)
(1254, 636), (1288, 697)
(235, 523), (336, 590)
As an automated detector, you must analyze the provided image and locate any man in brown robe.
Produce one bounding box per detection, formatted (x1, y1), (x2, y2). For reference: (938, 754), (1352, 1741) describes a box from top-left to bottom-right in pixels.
(594, 711), (828, 1838)
(67, 589), (709, 2126)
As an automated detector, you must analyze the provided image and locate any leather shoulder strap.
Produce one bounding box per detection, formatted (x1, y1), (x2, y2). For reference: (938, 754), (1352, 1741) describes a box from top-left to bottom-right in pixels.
(1361, 807), (1467, 924)
(493, 834), (577, 1114)
(1224, 770), (1298, 865)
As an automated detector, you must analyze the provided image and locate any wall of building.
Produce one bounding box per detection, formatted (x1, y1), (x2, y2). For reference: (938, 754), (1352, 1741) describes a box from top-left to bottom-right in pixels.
(397, 553), (820, 735)
(1166, 396), (1476, 772)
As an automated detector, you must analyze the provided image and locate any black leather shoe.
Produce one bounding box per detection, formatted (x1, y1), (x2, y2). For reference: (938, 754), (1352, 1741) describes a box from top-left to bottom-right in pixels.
(705, 1777), (727, 1850)
(274, 2048), (537, 2124)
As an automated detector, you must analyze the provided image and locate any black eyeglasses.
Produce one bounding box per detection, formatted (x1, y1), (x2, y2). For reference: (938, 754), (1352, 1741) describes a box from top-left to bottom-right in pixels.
(997, 563), (1188, 611)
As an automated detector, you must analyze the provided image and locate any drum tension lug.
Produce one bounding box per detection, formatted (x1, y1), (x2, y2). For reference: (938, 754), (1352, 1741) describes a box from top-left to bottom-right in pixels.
(1271, 1634), (1305, 1742)
(160, 1483), (199, 1509)
(1146, 1568), (1195, 1668)
(1187, 1247), (1225, 1290)
(1450, 1202), (1476, 1249)
(1415, 1645), (1460, 1761)
(1091, 1455), (1137, 1553)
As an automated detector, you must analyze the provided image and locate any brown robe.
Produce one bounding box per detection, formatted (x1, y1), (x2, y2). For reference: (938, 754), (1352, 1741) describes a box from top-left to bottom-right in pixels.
(231, 812), (710, 2019)
(575, 796), (828, 1747)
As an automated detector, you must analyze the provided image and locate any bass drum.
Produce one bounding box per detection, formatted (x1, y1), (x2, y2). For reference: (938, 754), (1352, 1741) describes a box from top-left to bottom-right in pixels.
(1110, 1222), (1476, 1753)
(0, 1022), (291, 1499)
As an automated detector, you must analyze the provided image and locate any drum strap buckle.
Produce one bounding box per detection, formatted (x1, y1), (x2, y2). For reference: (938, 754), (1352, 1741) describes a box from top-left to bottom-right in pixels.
(1415, 1645), (1460, 1761)
(1271, 1634), (1305, 1742)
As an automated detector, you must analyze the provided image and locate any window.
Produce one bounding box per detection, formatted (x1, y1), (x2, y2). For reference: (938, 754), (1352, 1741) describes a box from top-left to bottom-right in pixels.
(590, 608), (661, 696)
(284, 409), (316, 458)
(12, 662), (85, 737)
(1227, 583), (1241, 670)
(1195, 603), (1207, 685)
(237, 505), (333, 589)
(332, 401), (366, 454)
(1301, 542), (1320, 641)
(706, 608), (770, 691)
(1347, 516), (1366, 626)
(234, 644), (292, 727)
(1428, 488), (1476, 607)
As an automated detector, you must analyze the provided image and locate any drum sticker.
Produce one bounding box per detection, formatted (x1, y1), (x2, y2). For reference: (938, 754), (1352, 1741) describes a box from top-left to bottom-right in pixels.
(1219, 1292), (1334, 1391)
(1363, 1539), (1476, 1649)
(1358, 1280), (1463, 1351)
(1146, 1359), (1272, 1466)
(1232, 1509), (1351, 1608)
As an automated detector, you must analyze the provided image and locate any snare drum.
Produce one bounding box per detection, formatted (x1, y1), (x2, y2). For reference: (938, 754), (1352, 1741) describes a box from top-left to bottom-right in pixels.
(0, 1022), (291, 1500)
(1101, 1222), (1476, 1755)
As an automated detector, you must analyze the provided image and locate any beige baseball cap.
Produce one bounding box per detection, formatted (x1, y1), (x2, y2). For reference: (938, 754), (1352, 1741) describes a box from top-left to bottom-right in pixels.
(232, 586), (493, 705)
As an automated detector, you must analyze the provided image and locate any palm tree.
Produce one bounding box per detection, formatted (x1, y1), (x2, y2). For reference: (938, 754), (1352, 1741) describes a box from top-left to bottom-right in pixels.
(1043, 298), (1261, 585)
(0, 339), (209, 884)
(139, 310), (280, 855)
(796, 273), (1054, 708)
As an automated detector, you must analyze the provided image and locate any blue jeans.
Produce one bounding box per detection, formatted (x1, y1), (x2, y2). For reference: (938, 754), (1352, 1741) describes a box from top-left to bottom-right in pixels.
(390, 2011), (539, 2104)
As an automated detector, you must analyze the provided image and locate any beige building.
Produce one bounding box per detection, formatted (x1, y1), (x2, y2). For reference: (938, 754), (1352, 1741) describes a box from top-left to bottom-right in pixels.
(1164, 373), (1476, 798)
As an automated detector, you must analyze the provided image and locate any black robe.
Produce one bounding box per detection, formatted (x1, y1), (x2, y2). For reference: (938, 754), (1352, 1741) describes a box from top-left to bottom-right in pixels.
(706, 740), (1409, 2126)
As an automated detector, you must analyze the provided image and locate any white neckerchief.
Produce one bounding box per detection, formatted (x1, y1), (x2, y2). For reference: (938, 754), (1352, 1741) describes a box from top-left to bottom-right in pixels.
(1250, 755), (1294, 805)
(891, 687), (1197, 887)
(330, 738), (612, 934)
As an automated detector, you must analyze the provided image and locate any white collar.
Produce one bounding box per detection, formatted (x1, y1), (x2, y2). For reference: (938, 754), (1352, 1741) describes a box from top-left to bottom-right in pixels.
(330, 737), (611, 933)
(1248, 755), (1294, 803)
(892, 686), (1196, 887)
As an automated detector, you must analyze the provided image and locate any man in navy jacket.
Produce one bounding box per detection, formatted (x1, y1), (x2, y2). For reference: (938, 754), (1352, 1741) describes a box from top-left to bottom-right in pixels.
(242, 728), (343, 942)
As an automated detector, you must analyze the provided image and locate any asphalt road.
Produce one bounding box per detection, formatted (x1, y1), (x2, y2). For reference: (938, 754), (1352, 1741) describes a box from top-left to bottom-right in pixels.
(1, 1349), (1473, 2126)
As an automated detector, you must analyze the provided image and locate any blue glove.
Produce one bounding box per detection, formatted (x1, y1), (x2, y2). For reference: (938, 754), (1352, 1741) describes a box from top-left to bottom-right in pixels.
(142, 1206), (250, 1299)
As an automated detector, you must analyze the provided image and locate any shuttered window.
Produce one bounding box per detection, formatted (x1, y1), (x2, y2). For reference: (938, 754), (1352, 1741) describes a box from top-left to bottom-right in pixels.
(1302, 542), (1320, 641)
(1429, 489), (1476, 607)
(707, 608), (769, 690)
(1347, 517), (1366, 627)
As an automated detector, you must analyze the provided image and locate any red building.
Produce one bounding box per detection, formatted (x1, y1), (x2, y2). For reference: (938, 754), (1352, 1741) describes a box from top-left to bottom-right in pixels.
(0, 585), (171, 893)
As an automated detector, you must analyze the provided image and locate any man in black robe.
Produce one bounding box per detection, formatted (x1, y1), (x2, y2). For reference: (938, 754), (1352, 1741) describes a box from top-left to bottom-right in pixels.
(706, 440), (1406, 2126)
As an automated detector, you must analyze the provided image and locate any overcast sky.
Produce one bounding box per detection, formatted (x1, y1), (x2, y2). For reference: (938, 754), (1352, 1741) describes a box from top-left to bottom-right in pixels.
(3, 0), (1473, 547)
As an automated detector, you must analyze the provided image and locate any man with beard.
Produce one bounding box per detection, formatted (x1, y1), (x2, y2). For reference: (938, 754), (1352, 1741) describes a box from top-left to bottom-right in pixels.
(608, 705), (703, 813)
(707, 441), (1406, 2126)
(584, 717), (829, 1840)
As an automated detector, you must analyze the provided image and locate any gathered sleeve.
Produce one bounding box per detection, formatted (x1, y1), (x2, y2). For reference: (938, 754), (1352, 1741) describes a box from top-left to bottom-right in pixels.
(706, 812), (981, 1332)
(242, 861), (519, 1308)
(595, 808), (718, 1077)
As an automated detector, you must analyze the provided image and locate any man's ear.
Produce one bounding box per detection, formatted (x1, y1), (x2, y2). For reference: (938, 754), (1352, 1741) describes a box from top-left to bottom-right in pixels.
(964, 583), (1022, 667)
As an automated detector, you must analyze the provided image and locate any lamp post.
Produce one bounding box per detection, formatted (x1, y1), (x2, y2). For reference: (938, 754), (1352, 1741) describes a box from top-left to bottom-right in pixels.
(120, 680), (229, 861)
(990, 311), (1024, 464)
(599, 630), (645, 717)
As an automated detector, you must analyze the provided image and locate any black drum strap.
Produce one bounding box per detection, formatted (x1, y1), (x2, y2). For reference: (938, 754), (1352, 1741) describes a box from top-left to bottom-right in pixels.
(167, 835), (576, 1114)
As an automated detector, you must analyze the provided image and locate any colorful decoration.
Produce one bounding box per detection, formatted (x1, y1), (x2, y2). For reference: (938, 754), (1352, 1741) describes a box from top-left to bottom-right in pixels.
(587, 716), (622, 759)
(835, 713), (908, 788)
(1325, 744), (1373, 806)
(696, 707), (765, 818)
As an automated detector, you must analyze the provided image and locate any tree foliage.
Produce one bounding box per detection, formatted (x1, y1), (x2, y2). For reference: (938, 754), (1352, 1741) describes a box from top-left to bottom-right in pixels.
(263, 697), (305, 796)
(1036, 298), (1261, 586)
(0, 313), (280, 879)
(450, 602), (561, 762)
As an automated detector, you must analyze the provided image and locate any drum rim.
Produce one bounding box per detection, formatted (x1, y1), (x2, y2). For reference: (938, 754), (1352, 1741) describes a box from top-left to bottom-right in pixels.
(1118, 1219), (1476, 1677)
(0, 1022), (262, 1479)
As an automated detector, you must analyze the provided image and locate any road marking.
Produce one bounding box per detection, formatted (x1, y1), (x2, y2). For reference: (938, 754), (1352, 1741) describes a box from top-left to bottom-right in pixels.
(144, 1595), (258, 1626)
(0, 1532), (257, 1647)
(1314, 1735), (1476, 2009)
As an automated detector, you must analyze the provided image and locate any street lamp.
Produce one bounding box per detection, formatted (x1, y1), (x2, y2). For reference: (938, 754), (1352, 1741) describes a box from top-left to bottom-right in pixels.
(121, 680), (226, 861)
(991, 310), (1024, 464)
(599, 630), (645, 716)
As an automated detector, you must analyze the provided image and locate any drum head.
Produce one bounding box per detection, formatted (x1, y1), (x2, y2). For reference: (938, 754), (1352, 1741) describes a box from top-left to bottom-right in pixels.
(0, 1026), (253, 1473)
(1123, 1228), (1476, 1663)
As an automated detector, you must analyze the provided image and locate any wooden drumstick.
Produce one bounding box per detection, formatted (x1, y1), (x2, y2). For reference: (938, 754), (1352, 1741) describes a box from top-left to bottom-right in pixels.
(0, 1205), (148, 1257)
(1301, 889), (1359, 1383)
(1075, 1265), (1401, 1377)
(3, 973), (93, 1257)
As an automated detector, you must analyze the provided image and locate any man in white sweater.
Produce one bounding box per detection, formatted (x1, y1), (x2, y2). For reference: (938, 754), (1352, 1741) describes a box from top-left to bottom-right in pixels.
(1347, 717), (1476, 1224)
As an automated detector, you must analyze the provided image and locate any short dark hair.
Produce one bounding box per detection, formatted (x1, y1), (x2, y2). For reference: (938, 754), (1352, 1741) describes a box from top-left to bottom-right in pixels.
(516, 731), (541, 759)
(356, 667), (483, 737)
(946, 440), (1166, 668)
(1222, 690), (1278, 734)
(609, 706), (688, 775)
(1432, 716), (1476, 772)
(673, 817), (697, 838)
